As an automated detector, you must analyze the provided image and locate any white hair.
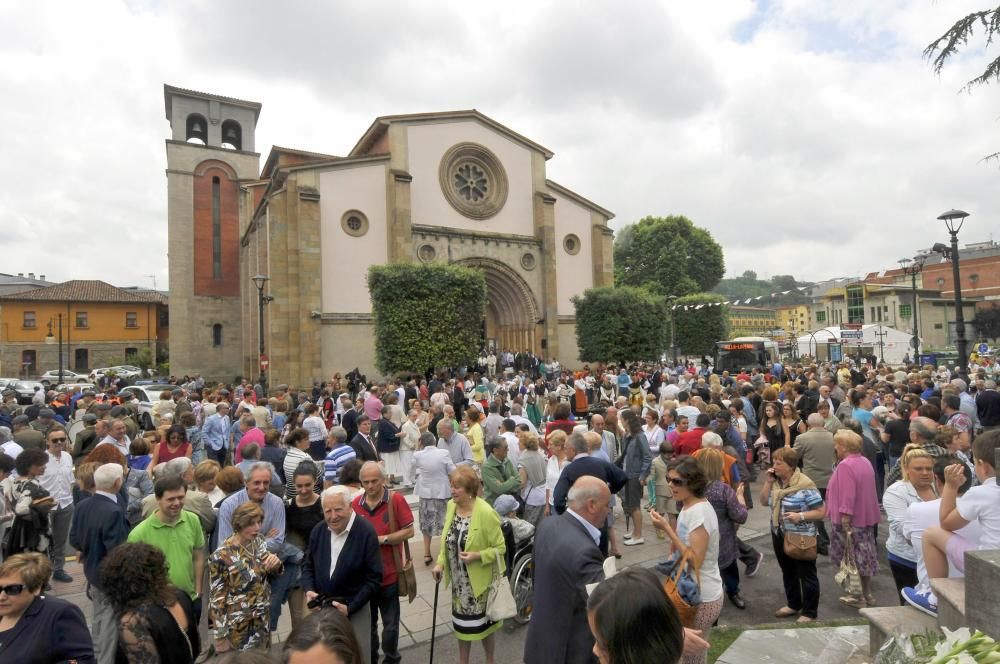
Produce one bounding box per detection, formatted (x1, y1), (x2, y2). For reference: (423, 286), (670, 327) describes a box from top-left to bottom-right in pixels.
(94, 463), (124, 490)
(700, 431), (723, 449)
(245, 461), (274, 482)
(321, 485), (352, 504)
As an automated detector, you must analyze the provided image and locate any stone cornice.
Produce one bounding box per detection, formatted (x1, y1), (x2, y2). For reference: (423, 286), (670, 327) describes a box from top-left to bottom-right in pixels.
(411, 224), (541, 248)
(165, 139), (260, 158)
(319, 313), (373, 324)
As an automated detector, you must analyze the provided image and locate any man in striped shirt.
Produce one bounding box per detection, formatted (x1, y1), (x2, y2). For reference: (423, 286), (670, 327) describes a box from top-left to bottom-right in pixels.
(324, 426), (357, 488)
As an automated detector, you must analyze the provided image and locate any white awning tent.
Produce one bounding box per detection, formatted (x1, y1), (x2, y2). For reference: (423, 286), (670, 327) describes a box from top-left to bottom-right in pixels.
(796, 325), (917, 365)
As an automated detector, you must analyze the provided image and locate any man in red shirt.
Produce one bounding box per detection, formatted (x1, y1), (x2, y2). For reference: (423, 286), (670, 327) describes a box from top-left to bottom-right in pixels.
(673, 413), (711, 457)
(352, 461), (414, 664)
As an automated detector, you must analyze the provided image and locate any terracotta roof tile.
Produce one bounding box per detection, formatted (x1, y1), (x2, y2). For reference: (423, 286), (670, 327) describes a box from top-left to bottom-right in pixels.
(0, 280), (162, 304)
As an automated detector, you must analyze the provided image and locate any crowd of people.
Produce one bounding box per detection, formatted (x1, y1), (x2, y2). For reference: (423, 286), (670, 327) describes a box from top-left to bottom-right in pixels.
(0, 353), (998, 663)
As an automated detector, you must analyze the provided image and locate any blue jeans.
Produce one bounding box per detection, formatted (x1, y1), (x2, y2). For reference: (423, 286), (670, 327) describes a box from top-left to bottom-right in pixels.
(269, 561), (299, 631)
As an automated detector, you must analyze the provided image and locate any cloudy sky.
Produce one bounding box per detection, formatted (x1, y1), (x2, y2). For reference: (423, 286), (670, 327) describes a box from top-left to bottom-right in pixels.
(2, 0), (997, 289)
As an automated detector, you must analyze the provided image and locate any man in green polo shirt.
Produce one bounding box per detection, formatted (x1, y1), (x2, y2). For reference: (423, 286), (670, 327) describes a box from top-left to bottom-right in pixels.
(128, 474), (205, 622)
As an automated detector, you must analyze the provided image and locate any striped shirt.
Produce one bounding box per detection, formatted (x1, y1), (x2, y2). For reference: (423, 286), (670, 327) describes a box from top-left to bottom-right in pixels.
(324, 444), (357, 485)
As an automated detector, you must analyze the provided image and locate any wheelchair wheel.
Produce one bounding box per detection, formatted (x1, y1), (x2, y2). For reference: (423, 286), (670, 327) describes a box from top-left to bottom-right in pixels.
(511, 552), (534, 624)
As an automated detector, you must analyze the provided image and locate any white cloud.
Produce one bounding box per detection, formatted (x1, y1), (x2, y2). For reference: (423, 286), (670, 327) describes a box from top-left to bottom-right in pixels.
(0, 0), (997, 289)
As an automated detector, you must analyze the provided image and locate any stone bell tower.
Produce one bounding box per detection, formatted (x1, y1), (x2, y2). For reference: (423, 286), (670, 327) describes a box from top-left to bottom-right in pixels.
(163, 84), (261, 380)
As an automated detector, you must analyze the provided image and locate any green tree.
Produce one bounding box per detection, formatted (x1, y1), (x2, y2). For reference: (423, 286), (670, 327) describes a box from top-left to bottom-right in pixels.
(125, 347), (155, 376)
(368, 263), (486, 374)
(973, 305), (1000, 341)
(672, 293), (729, 357)
(926, 7), (1000, 159)
(613, 215), (724, 296)
(572, 287), (667, 363)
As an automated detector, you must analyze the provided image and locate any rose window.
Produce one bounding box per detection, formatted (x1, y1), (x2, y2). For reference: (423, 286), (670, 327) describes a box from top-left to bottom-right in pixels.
(454, 162), (489, 202)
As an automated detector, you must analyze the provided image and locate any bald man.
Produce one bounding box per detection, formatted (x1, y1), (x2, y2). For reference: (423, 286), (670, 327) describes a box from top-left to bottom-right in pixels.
(525, 476), (609, 664)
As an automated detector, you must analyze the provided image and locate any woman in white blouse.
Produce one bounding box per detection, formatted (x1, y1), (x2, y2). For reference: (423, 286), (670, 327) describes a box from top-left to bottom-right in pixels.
(409, 432), (457, 565)
(544, 430), (569, 517)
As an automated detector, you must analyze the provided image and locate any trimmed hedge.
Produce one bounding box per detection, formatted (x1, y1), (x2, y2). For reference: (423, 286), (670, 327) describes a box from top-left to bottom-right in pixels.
(572, 286), (667, 363)
(367, 263), (486, 374)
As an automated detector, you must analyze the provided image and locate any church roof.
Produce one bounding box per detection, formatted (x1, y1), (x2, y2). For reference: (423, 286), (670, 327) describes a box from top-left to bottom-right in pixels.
(261, 145), (342, 179)
(546, 180), (614, 220)
(349, 110), (555, 160)
(0, 280), (162, 304)
(163, 84), (262, 124)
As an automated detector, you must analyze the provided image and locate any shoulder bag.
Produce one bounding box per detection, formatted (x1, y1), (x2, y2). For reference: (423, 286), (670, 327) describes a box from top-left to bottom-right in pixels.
(659, 548), (701, 628)
(485, 553), (517, 621)
(783, 527), (817, 561)
(387, 491), (417, 603)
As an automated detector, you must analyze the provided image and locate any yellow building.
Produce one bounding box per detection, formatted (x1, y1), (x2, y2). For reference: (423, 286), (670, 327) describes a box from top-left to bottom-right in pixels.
(728, 306), (777, 337)
(0, 280), (165, 378)
(775, 304), (810, 336)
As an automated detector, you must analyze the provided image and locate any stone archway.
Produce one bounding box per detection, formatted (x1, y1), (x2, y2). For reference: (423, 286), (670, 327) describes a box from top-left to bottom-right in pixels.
(454, 257), (541, 353)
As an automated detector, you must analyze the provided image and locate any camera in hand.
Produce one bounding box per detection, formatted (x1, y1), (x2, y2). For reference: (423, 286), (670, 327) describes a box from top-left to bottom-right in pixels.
(307, 593), (348, 610)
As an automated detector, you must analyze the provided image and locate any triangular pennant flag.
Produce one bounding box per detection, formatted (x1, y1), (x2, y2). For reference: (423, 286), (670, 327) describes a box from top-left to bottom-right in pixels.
(755, 296), (763, 300)
(781, 290), (791, 295)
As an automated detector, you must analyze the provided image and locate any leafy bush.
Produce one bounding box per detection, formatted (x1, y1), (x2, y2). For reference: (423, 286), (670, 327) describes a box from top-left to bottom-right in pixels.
(573, 286), (667, 363)
(368, 263), (486, 374)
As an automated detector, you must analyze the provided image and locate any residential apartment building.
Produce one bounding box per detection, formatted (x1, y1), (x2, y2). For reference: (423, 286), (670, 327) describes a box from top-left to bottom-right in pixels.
(0, 280), (167, 378)
(728, 305), (777, 337)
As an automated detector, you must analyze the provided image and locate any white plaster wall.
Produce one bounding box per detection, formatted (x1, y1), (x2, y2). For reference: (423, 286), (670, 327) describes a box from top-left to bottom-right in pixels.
(319, 165), (388, 313)
(553, 194), (594, 315)
(407, 121), (535, 236)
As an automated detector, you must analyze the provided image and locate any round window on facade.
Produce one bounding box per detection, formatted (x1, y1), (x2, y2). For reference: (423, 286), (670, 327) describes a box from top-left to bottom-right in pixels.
(438, 143), (508, 220)
(520, 252), (536, 271)
(563, 234), (581, 255)
(341, 210), (369, 237)
(418, 244), (437, 263)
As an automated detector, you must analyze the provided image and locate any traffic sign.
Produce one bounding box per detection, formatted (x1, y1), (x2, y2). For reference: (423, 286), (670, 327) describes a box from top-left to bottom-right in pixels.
(979, 343), (990, 353)
(259, 354), (269, 371)
(841, 330), (863, 339)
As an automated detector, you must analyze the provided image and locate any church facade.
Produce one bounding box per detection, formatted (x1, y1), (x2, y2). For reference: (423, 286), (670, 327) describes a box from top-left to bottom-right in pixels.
(164, 85), (614, 386)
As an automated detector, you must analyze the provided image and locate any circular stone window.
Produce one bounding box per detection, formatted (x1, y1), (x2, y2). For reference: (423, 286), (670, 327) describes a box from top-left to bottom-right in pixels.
(341, 210), (369, 237)
(418, 244), (437, 263)
(563, 234), (581, 255)
(439, 143), (508, 220)
(520, 252), (536, 270)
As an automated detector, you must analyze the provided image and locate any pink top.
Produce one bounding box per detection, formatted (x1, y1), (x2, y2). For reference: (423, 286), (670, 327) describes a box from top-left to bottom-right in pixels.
(825, 453), (881, 527)
(235, 427), (265, 463)
(364, 395), (384, 421)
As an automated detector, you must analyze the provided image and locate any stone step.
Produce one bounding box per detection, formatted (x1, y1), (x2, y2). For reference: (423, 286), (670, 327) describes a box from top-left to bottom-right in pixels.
(966, 550), (1000, 639)
(859, 606), (941, 655)
(931, 577), (966, 631)
(716, 625), (869, 664)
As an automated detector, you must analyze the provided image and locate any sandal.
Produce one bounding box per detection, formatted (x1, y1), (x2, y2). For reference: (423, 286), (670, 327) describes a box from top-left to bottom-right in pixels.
(424, 555), (433, 566)
(839, 595), (868, 608)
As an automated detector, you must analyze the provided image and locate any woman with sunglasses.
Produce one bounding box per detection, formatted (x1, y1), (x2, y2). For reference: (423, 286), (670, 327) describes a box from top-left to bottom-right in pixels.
(0, 552), (94, 663)
(649, 457), (722, 664)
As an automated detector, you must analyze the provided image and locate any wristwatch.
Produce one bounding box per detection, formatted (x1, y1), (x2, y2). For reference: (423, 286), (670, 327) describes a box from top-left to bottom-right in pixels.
(381, 535), (389, 545)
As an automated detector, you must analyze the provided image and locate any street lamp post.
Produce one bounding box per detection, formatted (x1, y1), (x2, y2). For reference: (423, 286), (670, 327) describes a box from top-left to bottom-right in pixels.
(45, 313), (64, 383)
(874, 325), (887, 365)
(898, 254), (927, 365)
(251, 275), (273, 395)
(935, 209), (970, 377)
(667, 295), (678, 366)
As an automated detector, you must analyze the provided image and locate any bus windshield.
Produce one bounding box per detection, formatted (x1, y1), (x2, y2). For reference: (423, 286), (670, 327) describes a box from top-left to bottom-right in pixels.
(715, 341), (773, 372)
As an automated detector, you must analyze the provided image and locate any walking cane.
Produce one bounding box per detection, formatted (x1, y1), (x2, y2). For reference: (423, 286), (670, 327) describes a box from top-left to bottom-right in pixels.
(429, 577), (441, 664)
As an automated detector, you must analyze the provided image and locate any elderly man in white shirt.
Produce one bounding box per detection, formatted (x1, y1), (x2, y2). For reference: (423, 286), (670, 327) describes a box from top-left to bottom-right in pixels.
(96, 418), (131, 457)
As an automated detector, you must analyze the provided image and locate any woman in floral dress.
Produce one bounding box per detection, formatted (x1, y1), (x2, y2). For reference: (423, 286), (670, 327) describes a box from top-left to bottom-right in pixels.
(208, 501), (282, 653)
(432, 466), (506, 664)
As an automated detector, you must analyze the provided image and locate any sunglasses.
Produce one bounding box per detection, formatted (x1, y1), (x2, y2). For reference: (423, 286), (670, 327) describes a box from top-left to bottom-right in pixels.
(50, 437), (68, 443)
(0, 583), (26, 596)
(667, 477), (687, 487)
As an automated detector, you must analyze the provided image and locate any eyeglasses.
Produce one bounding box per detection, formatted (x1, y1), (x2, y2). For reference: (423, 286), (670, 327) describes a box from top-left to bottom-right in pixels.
(667, 477), (687, 487)
(0, 583), (26, 596)
(50, 436), (68, 443)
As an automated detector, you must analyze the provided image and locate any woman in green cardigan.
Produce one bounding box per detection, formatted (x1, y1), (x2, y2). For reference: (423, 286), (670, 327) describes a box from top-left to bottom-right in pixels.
(431, 465), (507, 664)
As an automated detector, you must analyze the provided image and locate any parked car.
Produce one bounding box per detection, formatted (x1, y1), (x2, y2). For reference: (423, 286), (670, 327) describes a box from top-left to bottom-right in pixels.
(13, 381), (44, 404)
(89, 366), (141, 383)
(56, 382), (96, 394)
(39, 369), (89, 387)
(0, 378), (18, 391)
(119, 384), (174, 430)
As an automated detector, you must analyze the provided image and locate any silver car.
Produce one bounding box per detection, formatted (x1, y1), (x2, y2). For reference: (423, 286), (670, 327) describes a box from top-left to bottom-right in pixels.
(119, 384), (174, 430)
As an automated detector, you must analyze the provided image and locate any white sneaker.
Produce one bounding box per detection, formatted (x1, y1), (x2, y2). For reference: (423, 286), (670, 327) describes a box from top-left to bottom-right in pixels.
(624, 538), (645, 546)
(623, 532), (634, 540)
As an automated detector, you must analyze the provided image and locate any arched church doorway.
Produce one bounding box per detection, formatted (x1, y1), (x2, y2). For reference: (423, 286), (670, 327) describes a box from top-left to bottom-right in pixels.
(455, 258), (541, 354)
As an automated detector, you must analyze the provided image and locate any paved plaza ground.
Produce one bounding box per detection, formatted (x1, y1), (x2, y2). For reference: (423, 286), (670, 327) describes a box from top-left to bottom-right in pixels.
(50, 472), (895, 662)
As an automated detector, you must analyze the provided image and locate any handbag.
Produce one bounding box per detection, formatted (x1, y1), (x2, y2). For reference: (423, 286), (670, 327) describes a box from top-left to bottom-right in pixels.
(782, 527), (817, 561)
(658, 549), (701, 628)
(834, 530), (864, 596)
(485, 555), (517, 622)
(386, 490), (417, 603)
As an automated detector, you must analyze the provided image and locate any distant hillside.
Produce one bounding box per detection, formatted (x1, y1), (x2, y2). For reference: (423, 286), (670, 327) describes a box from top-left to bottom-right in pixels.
(712, 271), (812, 305)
